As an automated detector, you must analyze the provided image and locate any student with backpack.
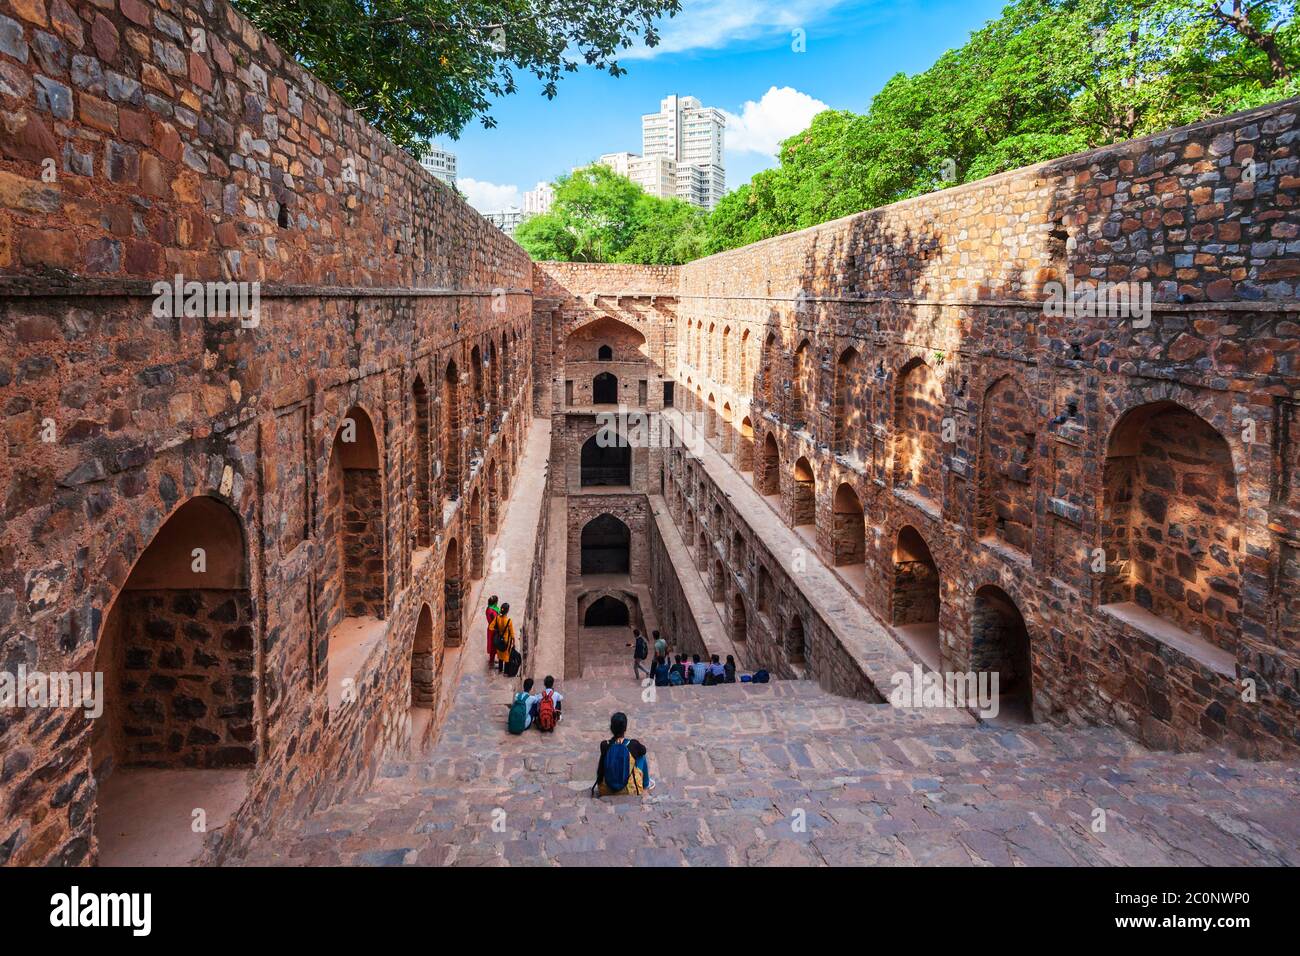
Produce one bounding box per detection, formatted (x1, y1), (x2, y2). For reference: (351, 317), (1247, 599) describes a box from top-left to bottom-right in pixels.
(632, 629), (649, 681)
(590, 711), (654, 796)
(669, 655), (686, 686)
(493, 602), (516, 674)
(652, 655), (670, 687)
(528, 675), (563, 731)
(507, 678), (534, 734)
(485, 595), (500, 670)
(724, 654), (737, 684)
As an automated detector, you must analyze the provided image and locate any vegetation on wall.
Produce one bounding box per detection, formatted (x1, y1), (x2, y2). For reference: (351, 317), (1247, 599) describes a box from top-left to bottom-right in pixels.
(517, 0), (1299, 262)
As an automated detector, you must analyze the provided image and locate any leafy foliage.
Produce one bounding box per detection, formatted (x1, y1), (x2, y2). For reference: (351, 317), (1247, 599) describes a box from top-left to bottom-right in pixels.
(514, 164), (706, 264)
(233, 0), (680, 149)
(694, 0), (1299, 256)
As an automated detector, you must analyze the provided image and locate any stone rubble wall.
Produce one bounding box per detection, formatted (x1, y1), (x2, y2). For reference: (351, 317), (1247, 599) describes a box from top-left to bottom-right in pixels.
(0, 0), (533, 867)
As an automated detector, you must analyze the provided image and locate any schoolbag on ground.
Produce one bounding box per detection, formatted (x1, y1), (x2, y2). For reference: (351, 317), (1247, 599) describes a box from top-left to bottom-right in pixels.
(507, 692), (529, 735)
(537, 689), (557, 732)
(634, 635), (648, 660)
(752, 669), (770, 683)
(504, 648), (522, 678)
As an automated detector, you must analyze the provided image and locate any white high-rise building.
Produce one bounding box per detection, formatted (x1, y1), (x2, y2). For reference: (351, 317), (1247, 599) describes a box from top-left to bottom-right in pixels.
(642, 94), (725, 210)
(418, 144), (457, 185)
(483, 208), (525, 237)
(524, 182), (555, 216)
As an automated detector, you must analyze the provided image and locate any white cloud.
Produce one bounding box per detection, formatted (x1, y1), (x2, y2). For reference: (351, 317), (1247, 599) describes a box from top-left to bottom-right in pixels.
(723, 86), (829, 157)
(458, 178), (522, 212)
(624, 0), (850, 59)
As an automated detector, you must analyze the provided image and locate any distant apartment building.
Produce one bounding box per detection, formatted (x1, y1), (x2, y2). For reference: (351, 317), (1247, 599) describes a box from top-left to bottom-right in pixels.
(417, 144), (457, 185)
(642, 94), (725, 210)
(598, 152), (678, 201)
(483, 208), (525, 237)
(524, 182), (555, 216)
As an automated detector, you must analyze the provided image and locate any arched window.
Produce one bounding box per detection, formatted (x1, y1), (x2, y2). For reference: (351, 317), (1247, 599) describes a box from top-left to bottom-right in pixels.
(581, 433), (631, 487)
(792, 456), (816, 527)
(581, 514), (631, 574)
(598, 344), (613, 361)
(593, 371), (618, 405)
(832, 483), (865, 567)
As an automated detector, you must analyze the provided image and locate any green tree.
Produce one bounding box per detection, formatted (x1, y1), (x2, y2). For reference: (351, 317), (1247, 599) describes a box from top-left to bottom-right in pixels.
(515, 164), (707, 264)
(233, 0), (681, 149)
(699, 0), (1298, 256)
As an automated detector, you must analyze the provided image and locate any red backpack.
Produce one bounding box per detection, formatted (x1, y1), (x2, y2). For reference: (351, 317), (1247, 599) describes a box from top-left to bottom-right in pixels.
(536, 689), (557, 732)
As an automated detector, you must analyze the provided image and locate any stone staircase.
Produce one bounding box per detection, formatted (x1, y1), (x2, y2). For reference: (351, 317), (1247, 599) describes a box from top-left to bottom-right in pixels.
(231, 666), (1300, 867)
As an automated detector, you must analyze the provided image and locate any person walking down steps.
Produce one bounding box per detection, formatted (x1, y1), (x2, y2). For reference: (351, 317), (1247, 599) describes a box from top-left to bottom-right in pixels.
(632, 629), (649, 682)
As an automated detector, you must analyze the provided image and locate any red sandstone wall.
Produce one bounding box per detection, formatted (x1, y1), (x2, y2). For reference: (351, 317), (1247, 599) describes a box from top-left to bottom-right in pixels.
(672, 99), (1300, 757)
(0, 0), (534, 866)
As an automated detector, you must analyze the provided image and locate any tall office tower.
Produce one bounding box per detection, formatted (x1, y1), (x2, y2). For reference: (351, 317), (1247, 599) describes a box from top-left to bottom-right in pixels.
(524, 182), (555, 216)
(642, 95), (726, 210)
(418, 144), (458, 185)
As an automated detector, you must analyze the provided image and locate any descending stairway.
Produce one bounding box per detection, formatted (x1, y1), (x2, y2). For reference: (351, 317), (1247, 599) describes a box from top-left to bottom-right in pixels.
(233, 667), (1300, 867)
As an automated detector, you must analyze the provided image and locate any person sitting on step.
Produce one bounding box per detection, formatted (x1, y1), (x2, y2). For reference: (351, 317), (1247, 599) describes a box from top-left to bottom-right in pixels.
(669, 655), (687, 686)
(527, 674), (564, 731)
(724, 654), (737, 684)
(652, 655), (670, 687)
(709, 654), (726, 684)
(591, 711), (654, 796)
(689, 653), (707, 685)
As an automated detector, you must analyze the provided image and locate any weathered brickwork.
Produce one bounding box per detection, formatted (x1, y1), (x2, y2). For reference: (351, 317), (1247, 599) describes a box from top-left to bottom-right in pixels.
(671, 99), (1300, 758)
(0, 0), (532, 867)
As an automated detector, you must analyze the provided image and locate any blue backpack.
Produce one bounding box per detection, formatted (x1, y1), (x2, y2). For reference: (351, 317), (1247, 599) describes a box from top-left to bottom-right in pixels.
(752, 669), (770, 684)
(668, 669), (684, 686)
(603, 739), (633, 793)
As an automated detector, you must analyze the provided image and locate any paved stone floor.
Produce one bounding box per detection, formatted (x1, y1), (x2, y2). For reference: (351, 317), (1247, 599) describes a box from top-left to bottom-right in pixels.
(233, 667), (1300, 866)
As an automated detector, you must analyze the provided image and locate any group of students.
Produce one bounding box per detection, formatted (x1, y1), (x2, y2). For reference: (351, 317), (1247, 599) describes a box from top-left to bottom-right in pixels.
(631, 628), (742, 687)
(485, 595), (520, 677)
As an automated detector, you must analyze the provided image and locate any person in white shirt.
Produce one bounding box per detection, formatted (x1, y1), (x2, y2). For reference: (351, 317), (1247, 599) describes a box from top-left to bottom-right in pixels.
(527, 674), (564, 727)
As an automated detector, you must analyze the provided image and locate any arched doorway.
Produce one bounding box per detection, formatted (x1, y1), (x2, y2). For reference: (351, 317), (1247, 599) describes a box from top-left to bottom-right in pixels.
(893, 359), (943, 501)
(412, 375), (432, 550)
(443, 537), (462, 647)
(832, 483), (866, 567)
(786, 615), (807, 667)
(593, 371), (619, 405)
(834, 347), (860, 457)
(892, 525), (941, 669)
(469, 488), (484, 579)
(410, 603), (436, 710)
(757, 432), (780, 496)
(328, 406), (384, 624)
(581, 513), (631, 575)
(792, 456), (816, 527)
(731, 592), (748, 643)
(1102, 401), (1240, 649)
(580, 432), (631, 487)
(737, 416), (755, 472)
(443, 359), (461, 501)
(584, 595), (630, 626)
(92, 495), (254, 866)
(979, 376), (1035, 553)
(972, 585), (1033, 722)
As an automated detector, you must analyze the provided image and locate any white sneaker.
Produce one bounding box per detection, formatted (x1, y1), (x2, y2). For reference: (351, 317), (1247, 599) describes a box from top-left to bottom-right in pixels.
(647, 779), (656, 791)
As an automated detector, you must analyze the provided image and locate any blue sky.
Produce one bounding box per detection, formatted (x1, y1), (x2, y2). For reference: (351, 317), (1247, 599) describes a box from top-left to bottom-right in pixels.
(452, 0), (1008, 211)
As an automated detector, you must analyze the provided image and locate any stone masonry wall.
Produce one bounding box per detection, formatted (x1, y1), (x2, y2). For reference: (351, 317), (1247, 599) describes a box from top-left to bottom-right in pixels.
(672, 98), (1300, 758)
(0, 0), (533, 867)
